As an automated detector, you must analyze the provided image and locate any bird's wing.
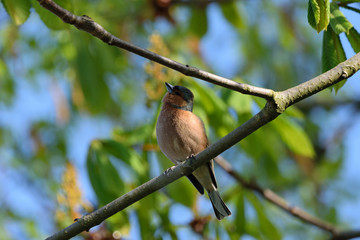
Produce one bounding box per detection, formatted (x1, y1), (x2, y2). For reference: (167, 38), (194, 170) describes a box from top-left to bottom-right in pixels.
(187, 174), (204, 194)
(207, 159), (217, 188)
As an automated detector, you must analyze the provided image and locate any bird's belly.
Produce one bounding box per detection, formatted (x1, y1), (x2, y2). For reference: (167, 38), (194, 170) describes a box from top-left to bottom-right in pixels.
(157, 124), (191, 163)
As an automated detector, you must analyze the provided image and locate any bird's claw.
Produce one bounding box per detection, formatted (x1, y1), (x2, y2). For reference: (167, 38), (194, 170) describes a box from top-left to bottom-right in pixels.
(186, 154), (195, 160)
(165, 166), (176, 176)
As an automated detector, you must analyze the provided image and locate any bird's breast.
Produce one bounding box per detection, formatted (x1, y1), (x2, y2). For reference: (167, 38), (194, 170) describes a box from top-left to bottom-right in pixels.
(156, 106), (207, 164)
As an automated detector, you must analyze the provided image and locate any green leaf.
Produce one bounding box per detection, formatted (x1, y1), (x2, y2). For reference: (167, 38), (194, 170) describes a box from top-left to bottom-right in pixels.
(191, 82), (235, 137)
(308, 0), (330, 32)
(137, 196), (157, 240)
(246, 192), (282, 240)
(220, 1), (245, 31)
(0, 59), (14, 105)
(272, 116), (315, 158)
(75, 42), (112, 113)
(283, 106), (305, 119)
(234, 188), (246, 234)
(318, 0), (330, 32)
(189, 8), (208, 37)
(156, 152), (196, 208)
(307, 1), (317, 30)
(1, 0), (31, 25)
(167, 177), (197, 208)
(31, 0), (72, 30)
(100, 139), (146, 176)
(113, 125), (153, 146)
(330, 3), (353, 34)
(322, 26), (347, 92)
(308, 0), (320, 29)
(346, 27), (360, 53)
(227, 90), (252, 115)
(86, 140), (125, 205)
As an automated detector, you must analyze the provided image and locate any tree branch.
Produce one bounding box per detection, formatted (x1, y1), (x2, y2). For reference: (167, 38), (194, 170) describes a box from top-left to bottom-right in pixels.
(216, 156), (360, 240)
(37, 0), (274, 99)
(331, 230), (360, 240)
(36, 1), (360, 239)
(47, 103), (278, 240)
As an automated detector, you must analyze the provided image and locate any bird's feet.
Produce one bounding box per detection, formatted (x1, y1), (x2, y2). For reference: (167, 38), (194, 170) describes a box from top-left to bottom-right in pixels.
(186, 154), (195, 160)
(164, 166), (177, 177)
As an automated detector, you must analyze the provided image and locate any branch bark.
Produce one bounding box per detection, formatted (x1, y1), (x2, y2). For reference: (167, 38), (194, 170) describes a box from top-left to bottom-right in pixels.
(37, 0), (274, 99)
(36, 1), (360, 239)
(47, 102), (278, 240)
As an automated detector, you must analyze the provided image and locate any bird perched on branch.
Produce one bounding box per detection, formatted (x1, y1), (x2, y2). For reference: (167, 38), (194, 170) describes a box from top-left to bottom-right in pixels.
(156, 82), (231, 220)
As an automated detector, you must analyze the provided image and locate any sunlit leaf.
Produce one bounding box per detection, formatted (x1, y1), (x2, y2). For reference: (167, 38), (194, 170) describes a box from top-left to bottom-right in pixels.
(308, 0), (330, 32)
(1, 0), (30, 25)
(322, 26), (347, 92)
(86, 140), (125, 205)
(220, 1), (245, 30)
(100, 139), (146, 176)
(272, 116), (315, 158)
(329, 3), (353, 34)
(346, 27), (360, 53)
(113, 125), (153, 146)
(227, 90), (252, 115)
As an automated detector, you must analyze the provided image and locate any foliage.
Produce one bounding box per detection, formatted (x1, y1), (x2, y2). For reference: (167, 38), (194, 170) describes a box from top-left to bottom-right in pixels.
(1, 0), (360, 239)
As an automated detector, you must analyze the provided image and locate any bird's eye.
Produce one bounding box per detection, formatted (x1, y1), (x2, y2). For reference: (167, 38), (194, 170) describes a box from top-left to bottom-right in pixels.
(174, 91), (181, 96)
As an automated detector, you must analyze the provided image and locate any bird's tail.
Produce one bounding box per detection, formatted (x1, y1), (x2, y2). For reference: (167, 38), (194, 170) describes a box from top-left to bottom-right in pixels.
(208, 190), (231, 220)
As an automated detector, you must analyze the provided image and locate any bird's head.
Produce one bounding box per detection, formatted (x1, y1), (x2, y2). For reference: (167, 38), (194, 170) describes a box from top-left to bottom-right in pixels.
(163, 82), (194, 111)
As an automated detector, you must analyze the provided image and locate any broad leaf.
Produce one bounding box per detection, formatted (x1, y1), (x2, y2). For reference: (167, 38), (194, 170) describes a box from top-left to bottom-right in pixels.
(1, 0), (30, 25)
(329, 3), (353, 34)
(167, 177), (197, 208)
(189, 8), (208, 37)
(308, 0), (330, 32)
(101, 139), (146, 176)
(75, 42), (112, 113)
(322, 26), (347, 92)
(346, 27), (360, 53)
(220, 1), (245, 31)
(86, 140), (125, 205)
(272, 116), (315, 158)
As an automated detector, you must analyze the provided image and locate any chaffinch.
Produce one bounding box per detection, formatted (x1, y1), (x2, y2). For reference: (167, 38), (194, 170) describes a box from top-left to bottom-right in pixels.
(156, 82), (231, 220)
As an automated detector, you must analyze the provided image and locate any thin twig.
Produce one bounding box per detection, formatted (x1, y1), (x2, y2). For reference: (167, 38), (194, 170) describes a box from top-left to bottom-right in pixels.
(331, 230), (360, 240)
(216, 156), (360, 240)
(214, 156), (338, 234)
(37, 0), (274, 99)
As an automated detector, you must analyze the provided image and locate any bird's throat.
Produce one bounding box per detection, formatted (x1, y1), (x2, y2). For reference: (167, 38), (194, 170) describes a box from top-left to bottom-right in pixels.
(170, 103), (193, 112)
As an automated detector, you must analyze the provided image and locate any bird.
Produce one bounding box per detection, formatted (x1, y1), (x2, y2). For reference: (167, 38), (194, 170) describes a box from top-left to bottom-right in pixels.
(156, 82), (231, 220)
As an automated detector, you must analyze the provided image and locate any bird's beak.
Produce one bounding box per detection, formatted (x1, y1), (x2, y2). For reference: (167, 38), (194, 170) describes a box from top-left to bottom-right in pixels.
(165, 82), (174, 93)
